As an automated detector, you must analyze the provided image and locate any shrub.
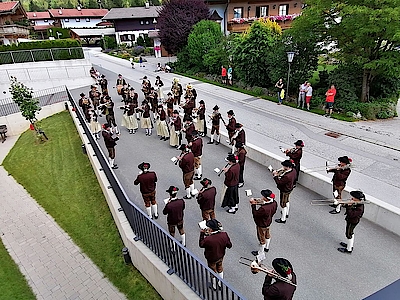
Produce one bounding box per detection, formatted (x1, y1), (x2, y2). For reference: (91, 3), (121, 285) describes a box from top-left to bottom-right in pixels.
(132, 46), (145, 56)
(144, 47), (154, 56)
(0, 39), (81, 52)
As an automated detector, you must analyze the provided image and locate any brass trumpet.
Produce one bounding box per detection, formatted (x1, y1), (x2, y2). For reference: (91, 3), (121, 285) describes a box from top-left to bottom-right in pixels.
(249, 198), (267, 205)
(239, 257), (297, 287)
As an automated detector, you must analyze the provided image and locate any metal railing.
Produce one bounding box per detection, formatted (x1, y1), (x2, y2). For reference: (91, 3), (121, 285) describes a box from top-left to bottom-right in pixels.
(66, 88), (245, 300)
(0, 47), (84, 65)
(0, 86), (68, 117)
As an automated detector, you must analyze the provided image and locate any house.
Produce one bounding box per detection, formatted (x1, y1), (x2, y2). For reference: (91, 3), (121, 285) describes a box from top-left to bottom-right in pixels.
(48, 7), (109, 29)
(206, 0), (302, 34)
(0, 1), (29, 45)
(102, 4), (160, 46)
(26, 11), (53, 39)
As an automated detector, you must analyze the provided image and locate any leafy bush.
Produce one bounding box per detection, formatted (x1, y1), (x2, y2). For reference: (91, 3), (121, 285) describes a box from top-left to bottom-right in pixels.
(100, 36), (117, 50)
(144, 47), (154, 56)
(0, 39), (81, 52)
(132, 46), (145, 56)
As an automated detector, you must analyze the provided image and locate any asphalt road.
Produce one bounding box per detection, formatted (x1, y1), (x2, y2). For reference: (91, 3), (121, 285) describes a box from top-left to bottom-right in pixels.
(71, 50), (400, 300)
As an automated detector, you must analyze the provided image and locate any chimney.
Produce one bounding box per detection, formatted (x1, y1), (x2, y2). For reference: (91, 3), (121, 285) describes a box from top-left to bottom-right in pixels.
(145, 2), (150, 9)
(58, 10), (63, 15)
(77, 5), (82, 11)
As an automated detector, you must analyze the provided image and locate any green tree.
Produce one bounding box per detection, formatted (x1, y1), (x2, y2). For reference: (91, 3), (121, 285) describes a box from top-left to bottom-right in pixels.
(29, 0), (42, 11)
(295, 0), (400, 102)
(9, 77), (41, 134)
(231, 19), (282, 88)
(182, 20), (225, 73)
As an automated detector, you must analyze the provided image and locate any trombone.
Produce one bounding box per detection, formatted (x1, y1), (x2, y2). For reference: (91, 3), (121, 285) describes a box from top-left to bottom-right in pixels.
(239, 257), (297, 287)
(311, 199), (370, 206)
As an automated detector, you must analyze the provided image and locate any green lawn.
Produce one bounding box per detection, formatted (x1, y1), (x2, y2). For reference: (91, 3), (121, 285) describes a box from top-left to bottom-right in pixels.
(2, 111), (161, 300)
(0, 240), (35, 300)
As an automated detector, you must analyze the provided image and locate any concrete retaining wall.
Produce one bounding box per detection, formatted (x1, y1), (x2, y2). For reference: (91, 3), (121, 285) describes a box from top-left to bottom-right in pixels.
(0, 59), (94, 100)
(209, 129), (400, 237)
(0, 102), (66, 136)
(67, 104), (201, 300)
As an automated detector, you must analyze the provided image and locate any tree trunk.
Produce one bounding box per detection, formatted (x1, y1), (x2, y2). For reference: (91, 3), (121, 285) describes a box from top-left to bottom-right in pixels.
(360, 69), (371, 103)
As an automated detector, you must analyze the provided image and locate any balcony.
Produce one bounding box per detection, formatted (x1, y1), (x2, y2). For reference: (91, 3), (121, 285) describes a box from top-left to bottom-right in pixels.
(227, 14), (299, 33)
(0, 24), (29, 37)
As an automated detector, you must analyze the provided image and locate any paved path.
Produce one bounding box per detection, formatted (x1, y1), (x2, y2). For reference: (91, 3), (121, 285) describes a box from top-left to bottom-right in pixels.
(76, 49), (400, 300)
(0, 138), (126, 300)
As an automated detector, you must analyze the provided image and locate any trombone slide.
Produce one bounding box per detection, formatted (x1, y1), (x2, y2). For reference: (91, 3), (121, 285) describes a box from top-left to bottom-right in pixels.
(311, 199), (370, 206)
(239, 257), (297, 287)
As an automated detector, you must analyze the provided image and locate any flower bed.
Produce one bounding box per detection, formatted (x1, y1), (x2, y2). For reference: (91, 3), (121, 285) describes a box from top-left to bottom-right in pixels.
(230, 13), (300, 24)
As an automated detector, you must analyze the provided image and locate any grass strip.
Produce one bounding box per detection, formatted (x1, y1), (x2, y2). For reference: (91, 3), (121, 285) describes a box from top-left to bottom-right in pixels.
(2, 111), (161, 300)
(0, 240), (36, 300)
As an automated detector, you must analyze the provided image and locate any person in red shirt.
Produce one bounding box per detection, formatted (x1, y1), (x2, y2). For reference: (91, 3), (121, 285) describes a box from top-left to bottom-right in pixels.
(325, 85), (336, 117)
(221, 65), (227, 84)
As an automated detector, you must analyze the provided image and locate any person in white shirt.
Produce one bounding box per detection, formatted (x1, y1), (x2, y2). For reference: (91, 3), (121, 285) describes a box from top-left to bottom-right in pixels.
(298, 81), (307, 109)
(305, 82), (313, 111)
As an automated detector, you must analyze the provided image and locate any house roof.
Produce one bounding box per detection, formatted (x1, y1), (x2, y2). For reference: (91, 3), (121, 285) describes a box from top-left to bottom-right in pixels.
(70, 27), (115, 37)
(48, 9), (109, 18)
(0, 1), (19, 13)
(103, 6), (160, 20)
(33, 24), (52, 31)
(27, 11), (51, 20)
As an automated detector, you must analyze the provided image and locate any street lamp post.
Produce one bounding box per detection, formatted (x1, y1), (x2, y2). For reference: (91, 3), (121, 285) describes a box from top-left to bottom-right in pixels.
(286, 51), (295, 100)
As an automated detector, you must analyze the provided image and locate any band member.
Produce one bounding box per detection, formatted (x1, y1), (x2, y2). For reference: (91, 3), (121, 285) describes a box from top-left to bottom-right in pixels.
(165, 92), (174, 117)
(236, 142), (247, 188)
(230, 123), (245, 154)
(182, 115), (195, 143)
(285, 140), (304, 187)
(163, 186), (186, 246)
(141, 76), (151, 97)
(181, 95), (195, 118)
(88, 85), (100, 113)
(208, 105), (222, 145)
(116, 74), (126, 95)
(176, 144), (196, 199)
(221, 154), (240, 214)
(226, 110), (236, 144)
(88, 108), (101, 140)
(121, 84), (130, 103)
(155, 75), (164, 100)
(169, 110), (182, 147)
(189, 130), (203, 180)
(262, 258), (297, 299)
(78, 92), (91, 122)
(171, 78), (183, 105)
(99, 75), (108, 95)
(156, 104), (170, 140)
(140, 100), (152, 136)
(337, 191), (365, 254)
(120, 101), (138, 134)
(148, 87), (159, 114)
(102, 96), (119, 134)
(327, 156), (352, 214)
(273, 160), (296, 224)
(184, 84), (197, 107)
(128, 87), (138, 104)
(102, 123), (119, 169)
(195, 100), (206, 136)
(250, 190), (277, 256)
(197, 178), (216, 220)
(199, 219), (232, 290)
(134, 162), (158, 219)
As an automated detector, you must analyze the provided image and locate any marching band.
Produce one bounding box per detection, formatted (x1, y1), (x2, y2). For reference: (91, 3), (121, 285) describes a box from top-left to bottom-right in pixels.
(78, 69), (372, 299)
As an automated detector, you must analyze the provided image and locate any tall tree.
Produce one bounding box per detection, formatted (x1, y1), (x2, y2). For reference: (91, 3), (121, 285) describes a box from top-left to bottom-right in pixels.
(158, 0), (210, 54)
(231, 19), (282, 88)
(294, 0), (400, 102)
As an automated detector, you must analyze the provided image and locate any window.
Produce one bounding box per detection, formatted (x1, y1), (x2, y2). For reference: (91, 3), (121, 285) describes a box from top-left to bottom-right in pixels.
(44, 19), (48, 22)
(278, 4), (289, 16)
(256, 6), (269, 18)
(140, 20), (144, 25)
(86, 18), (90, 22)
(64, 18), (69, 22)
(76, 18), (80, 22)
(233, 7), (243, 18)
(145, 20), (149, 24)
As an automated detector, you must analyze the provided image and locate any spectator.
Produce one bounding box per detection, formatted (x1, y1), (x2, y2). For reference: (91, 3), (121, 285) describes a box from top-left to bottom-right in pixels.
(221, 66), (227, 84)
(129, 57), (135, 69)
(305, 82), (312, 111)
(275, 79), (284, 105)
(227, 65), (233, 85)
(139, 56), (144, 67)
(325, 85), (336, 117)
(298, 81), (307, 109)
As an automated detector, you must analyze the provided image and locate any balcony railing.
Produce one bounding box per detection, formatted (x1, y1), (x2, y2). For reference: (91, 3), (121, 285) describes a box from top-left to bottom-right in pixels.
(0, 24), (29, 36)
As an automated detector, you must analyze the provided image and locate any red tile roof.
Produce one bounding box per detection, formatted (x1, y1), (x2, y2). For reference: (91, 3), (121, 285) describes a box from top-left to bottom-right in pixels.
(33, 24), (52, 31)
(0, 1), (19, 13)
(27, 11), (51, 19)
(48, 9), (108, 18)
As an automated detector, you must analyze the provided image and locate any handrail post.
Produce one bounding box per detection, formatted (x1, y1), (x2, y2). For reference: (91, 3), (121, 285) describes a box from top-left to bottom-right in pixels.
(30, 50), (35, 62)
(50, 49), (54, 61)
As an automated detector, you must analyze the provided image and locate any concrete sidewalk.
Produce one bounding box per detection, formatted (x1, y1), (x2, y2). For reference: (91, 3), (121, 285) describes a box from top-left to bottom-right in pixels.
(0, 138), (126, 300)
